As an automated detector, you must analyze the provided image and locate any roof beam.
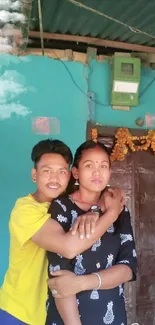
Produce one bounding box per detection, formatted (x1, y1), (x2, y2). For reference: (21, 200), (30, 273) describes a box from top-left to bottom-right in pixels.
(28, 31), (155, 54)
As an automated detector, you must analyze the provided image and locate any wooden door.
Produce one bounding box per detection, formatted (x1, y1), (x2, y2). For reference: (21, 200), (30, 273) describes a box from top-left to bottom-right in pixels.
(99, 136), (136, 325)
(134, 151), (155, 325)
(98, 135), (155, 325)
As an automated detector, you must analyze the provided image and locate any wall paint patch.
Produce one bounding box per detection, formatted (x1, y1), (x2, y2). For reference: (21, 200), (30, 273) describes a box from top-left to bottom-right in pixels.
(145, 114), (155, 127)
(32, 117), (60, 135)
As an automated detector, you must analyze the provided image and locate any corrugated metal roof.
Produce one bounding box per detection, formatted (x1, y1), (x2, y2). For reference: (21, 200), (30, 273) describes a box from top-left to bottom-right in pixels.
(30, 0), (155, 47)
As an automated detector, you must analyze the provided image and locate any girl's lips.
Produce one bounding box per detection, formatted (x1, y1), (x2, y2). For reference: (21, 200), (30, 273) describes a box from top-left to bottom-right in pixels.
(91, 179), (102, 184)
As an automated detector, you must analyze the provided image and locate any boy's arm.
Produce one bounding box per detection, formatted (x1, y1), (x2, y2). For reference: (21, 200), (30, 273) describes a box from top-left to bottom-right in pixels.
(32, 190), (123, 258)
(32, 206), (119, 258)
(12, 190), (123, 258)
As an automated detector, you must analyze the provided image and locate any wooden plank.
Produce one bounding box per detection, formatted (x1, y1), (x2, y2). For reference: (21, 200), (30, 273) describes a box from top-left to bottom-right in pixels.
(28, 31), (155, 54)
(14, 48), (87, 63)
(114, 52), (131, 57)
(133, 52), (155, 64)
(112, 105), (130, 111)
(87, 47), (97, 63)
(12, 47), (110, 63)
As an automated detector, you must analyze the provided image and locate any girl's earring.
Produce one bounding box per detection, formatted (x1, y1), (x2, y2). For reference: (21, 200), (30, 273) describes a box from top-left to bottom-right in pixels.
(74, 179), (79, 186)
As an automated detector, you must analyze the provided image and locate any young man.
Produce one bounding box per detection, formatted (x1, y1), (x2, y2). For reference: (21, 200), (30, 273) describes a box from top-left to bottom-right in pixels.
(0, 139), (124, 325)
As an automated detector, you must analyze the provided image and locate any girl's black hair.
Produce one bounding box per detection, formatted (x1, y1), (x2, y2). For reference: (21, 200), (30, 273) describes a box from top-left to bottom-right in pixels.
(67, 140), (111, 194)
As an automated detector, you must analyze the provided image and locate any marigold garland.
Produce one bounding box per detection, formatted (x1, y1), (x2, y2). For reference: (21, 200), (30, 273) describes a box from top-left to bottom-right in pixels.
(91, 127), (155, 161)
(91, 128), (98, 143)
(111, 128), (155, 161)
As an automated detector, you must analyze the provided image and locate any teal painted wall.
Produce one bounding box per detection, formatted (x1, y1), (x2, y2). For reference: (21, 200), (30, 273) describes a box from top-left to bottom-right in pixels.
(0, 55), (88, 285)
(1, 55), (155, 285)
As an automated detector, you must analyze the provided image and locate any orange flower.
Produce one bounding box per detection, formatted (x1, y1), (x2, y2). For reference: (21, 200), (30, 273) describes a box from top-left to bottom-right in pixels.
(111, 128), (155, 161)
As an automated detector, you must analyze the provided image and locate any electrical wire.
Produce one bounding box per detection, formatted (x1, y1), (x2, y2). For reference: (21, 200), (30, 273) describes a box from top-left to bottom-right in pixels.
(51, 48), (155, 104)
(50, 49), (109, 106)
(36, 0), (155, 104)
(139, 76), (155, 98)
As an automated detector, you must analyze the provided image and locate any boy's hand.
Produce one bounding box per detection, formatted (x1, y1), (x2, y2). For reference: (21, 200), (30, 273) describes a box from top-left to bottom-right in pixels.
(70, 211), (99, 239)
(102, 187), (125, 221)
(70, 187), (125, 239)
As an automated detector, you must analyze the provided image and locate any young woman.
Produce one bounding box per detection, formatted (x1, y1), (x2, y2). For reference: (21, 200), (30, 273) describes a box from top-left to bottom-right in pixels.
(46, 140), (137, 325)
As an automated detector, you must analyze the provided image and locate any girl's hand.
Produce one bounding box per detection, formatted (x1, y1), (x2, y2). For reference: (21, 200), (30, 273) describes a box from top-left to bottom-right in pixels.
(48, 270), (81, 298)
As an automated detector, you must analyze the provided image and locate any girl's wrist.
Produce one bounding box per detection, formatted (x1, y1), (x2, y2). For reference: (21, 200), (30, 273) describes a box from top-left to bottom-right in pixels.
(79, 274), (99, 292)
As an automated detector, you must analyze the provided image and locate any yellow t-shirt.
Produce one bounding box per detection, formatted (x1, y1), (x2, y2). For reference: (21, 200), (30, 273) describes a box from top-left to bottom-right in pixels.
(0, 194), (50, 325)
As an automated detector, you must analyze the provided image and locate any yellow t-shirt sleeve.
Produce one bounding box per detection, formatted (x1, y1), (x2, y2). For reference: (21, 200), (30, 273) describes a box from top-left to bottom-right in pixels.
(9, 197), (50, 246)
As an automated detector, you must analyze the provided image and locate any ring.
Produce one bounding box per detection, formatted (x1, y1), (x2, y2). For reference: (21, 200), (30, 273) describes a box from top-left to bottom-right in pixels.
(52, 289), (58, 296)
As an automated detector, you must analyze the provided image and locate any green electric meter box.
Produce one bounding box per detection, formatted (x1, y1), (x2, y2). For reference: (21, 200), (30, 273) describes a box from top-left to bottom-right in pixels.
(111, 56), (141, 106)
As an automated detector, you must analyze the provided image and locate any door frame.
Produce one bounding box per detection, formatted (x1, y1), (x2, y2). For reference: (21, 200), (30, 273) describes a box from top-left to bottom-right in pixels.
(86, 121), (148, 141)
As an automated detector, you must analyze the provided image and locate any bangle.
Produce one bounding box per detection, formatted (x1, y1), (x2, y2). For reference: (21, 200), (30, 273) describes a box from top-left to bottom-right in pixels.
(93, 272), (102, 290)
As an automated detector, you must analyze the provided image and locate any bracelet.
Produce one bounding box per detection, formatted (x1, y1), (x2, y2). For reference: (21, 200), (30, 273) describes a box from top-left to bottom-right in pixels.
(93, 272), (102, 290)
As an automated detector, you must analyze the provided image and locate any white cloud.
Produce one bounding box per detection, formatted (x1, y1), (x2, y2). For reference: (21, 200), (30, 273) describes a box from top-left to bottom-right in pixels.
(0, 10), (25, 24)
(0, 53), (31, 69)
(0, 70), (31, 119)
(0, 1), (21, 11)
(0, 1), (32, 119)
(0, 70), (26, 95)
(0, 0), (25, 53)
(0, 103), (30, 119)
(0, 37), (12, 51)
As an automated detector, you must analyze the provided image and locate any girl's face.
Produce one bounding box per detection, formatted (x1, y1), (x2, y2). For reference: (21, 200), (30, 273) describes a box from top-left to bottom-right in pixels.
(72, 148), (111, 193)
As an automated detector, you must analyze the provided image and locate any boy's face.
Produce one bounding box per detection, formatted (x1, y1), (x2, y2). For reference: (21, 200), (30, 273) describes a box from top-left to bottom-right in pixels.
(31, 153), (71, 202)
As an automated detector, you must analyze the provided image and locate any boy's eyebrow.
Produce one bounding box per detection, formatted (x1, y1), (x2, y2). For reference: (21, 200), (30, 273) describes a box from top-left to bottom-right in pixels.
(41, 165), (69, 170)
(59, 167), (69, 170)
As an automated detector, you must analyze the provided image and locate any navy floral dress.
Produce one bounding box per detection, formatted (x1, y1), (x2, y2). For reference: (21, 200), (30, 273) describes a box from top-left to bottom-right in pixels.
(46, 195), (137, 325)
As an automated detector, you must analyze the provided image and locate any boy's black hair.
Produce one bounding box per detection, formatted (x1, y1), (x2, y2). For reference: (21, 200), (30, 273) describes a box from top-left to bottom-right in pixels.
(31, 139), (73, 168)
